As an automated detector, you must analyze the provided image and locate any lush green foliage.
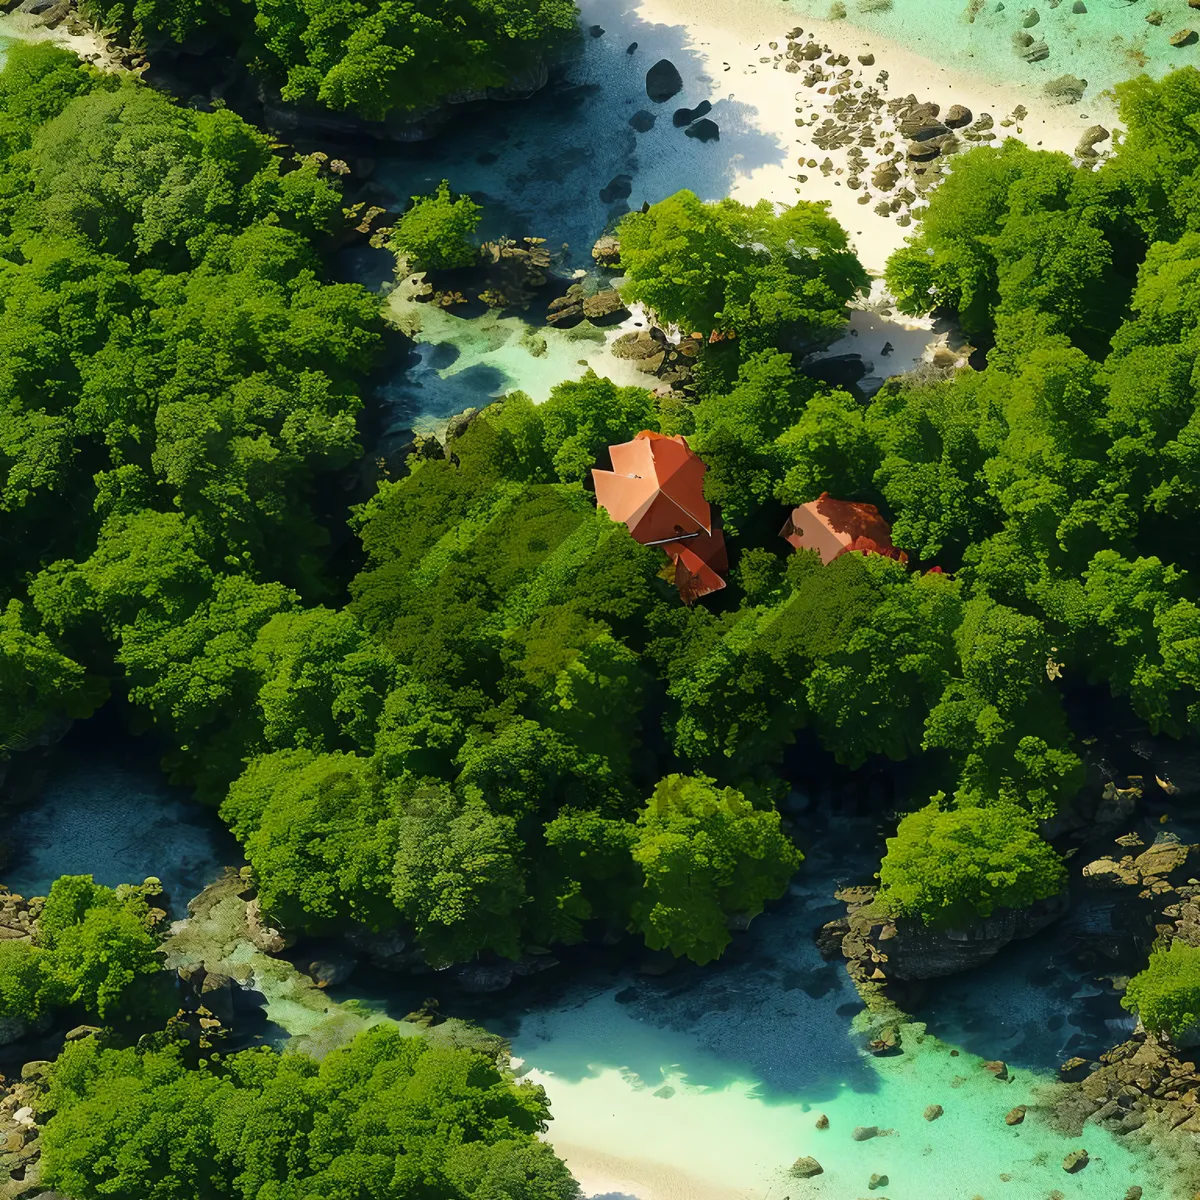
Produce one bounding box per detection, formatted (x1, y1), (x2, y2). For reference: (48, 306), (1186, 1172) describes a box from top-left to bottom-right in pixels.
(0, 876), (161, 1023)
(617, 190), (869, 354)
(81, 0), (579, 120)
(1122, 942), (1200, 1041)
(877, 800), (1067, 924)
(39, 1024), (580, 1200)
(391, 180), (482, 270)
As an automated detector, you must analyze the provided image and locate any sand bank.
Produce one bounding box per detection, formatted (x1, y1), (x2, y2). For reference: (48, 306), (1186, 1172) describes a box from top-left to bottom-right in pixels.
(630, 0), (1118, 272)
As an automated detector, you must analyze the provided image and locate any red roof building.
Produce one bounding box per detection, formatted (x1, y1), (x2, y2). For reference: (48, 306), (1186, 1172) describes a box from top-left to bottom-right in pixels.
(781, 493), (907, 565)
(593, 431), (727, 603)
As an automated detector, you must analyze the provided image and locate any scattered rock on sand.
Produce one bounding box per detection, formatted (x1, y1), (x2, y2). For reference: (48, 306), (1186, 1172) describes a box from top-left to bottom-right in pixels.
(869, 1174), (889, 1190)
(872, 160), (902, 190)
(1005, 1106), (1027, 1125)
(858, 52), (875, 65)
(1125, 1188), (1143, 1200)
(1170, 28), (1198, 46)
(629, 110), (656, 132)
(1044, 73), (1087, 102)
(983, 1060), (1009, 1081)
(685, 118), (720, 142)
(852, 1125), (880, 1141)
(1072, 0), (1086, 11)
(816, 1113), (830, 1129)
(1147, 8), (1164, 23)
(791, 1157), (824, 1178)
(924, 1104), (944, 1121)
(1062, 1149), (1089, 1173)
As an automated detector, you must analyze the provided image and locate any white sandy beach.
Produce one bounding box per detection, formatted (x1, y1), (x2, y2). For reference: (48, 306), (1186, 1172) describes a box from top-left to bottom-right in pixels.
(631, 0), (1119, 272)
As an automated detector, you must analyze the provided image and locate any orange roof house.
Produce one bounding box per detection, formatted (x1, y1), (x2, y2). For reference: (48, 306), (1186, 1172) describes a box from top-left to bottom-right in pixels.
(593, 431), (727, 603)
(781, 493), (907, 565)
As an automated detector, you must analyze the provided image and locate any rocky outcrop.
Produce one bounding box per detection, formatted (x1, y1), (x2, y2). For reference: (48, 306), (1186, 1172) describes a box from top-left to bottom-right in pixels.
(832, 886), (1069, 982)
(1081, 836), (1195, 896)
(0, 1053), (57, 1199)
(1059, 1030), (1200, 1139)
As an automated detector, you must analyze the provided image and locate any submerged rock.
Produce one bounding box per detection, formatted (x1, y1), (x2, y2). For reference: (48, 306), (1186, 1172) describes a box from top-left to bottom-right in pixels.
(1170, 28), (1198, 46)
(1044, 73), (1087, 102)
(1062, 1148), (1089, 1172)
(816, 1113), (830, 1129)
(1005, 1105), (1027, 1125)
(983, 1060), (1010, 1081)
(629, 110), (656, 132)
(868, 1173), (889, 1190)
(790, 1156), (824, 1177)
(924, 1104), (944, 1121)
(646, 59), (684, 103)
(852, 1125), (880, 1141)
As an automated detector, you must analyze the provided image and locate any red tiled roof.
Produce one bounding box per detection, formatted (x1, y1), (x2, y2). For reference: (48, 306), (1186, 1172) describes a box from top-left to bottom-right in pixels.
(593, 431), (726, 603)
(781, 493), (907, 565)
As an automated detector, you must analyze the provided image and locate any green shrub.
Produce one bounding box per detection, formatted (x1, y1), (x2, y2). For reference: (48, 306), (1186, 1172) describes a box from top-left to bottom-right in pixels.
(1123, 942), (1200, 1041)
(390, 181), (482, 270)
(877, 799), (1066, 925)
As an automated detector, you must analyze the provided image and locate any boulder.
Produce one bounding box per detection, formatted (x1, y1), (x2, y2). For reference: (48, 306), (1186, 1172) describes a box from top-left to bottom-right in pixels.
(629, 110), (656, 132)
(304, 956), (357, 988)
(612, 330), (666, 372)
(1005, 1106), (1026, 1125)
(546, 290), (585, 328)
(591, 235), (621, 267)
(1076, 124), (1110, 157)
(1044, 73), (1087, 102)
(582, 289), (630, 324)
(944, 104), (973, 127)
(872, 161), (902, 190)
(790, 1156), (824, 1178)
(852, 1125), (880, 1141)
(673, 100), (712, 127)
(1059, 1056), (1091, 1081)
(1170, 28), (1197, 45)
(983, 1060), (1009, 1081)
(868, 1174), (889, 1191)
(815, 1113), (829, 1129)
(924, 1104), (944, 1121)
(1062, 1148), (1089, 1172)
(646, 59), (684, 103)
(685, 118), (720, 143)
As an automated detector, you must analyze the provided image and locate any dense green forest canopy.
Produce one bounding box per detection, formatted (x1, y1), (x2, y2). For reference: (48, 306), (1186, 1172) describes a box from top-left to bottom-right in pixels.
(37, 1024), (580, 1200)
(9, 39), (1200, 995)
(80, 0), (580, 120)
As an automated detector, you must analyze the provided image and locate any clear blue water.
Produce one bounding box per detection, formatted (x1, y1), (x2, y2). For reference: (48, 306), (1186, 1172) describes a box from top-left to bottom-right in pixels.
(4, 725), (242, 918)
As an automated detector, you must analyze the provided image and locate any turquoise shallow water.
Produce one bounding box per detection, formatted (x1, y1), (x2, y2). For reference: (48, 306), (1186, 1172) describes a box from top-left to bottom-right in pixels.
(783, 0), (1196, 97)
